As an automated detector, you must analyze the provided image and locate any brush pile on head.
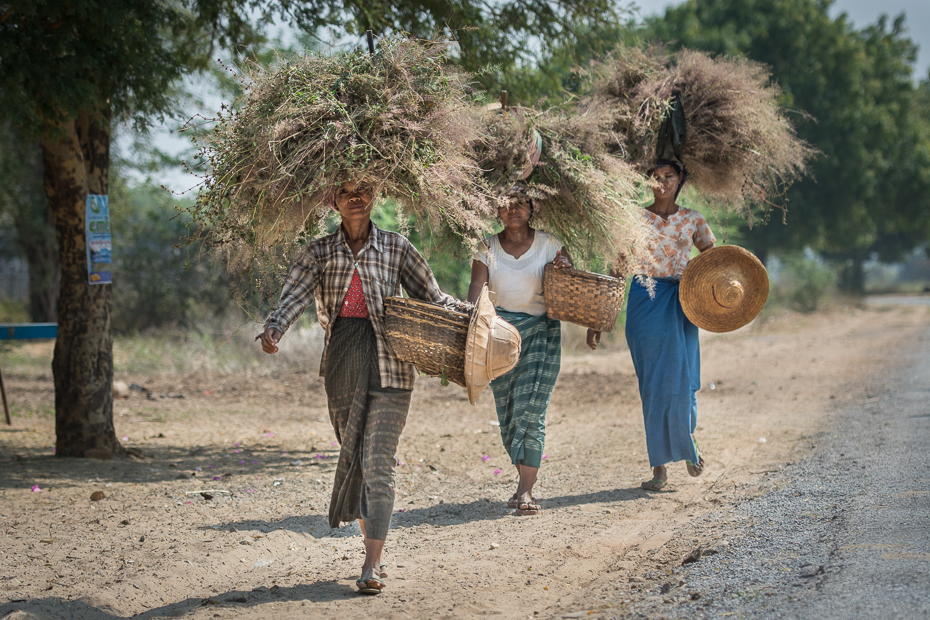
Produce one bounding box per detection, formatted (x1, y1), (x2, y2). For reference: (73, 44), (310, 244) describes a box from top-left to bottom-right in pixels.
(476, 104), (649, 267)
(586, 46), (814, 214)
(187, 35), (492, 302)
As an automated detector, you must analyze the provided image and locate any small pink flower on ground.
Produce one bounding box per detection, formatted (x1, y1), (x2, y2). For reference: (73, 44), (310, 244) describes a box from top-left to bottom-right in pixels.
(212, 476), (221, 481)
(232, 449), (241, 454)
(493, 469), (502, 475)
(481, 455), (490, 462)
(207, 465), (216, 469)
(397, 509), (405, 513)
(542, 454), (548, 459)
(397, 461), (404, 466)
(30, 484), (41, 492)
(195, 467), (202, 472)
(238, 460), (246, 465)
(314, 454), (327, 459)
(252, 460), (259, 464)
(121, 436), (129, 441)
(184, 500), (192, 504)
(234, 442), (241, 447)
(262, 432), (274, 438)
(246, 489), (256, 493)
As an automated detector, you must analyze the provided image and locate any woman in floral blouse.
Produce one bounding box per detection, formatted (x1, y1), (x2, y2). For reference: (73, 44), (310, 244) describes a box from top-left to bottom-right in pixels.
(586, 160), (715, 491)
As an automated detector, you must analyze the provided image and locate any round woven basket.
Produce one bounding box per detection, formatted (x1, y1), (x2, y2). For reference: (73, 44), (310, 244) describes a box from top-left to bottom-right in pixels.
(543, 264), (625, 332)
(384, 297), (470, 386)
(679, 245), (769, 333)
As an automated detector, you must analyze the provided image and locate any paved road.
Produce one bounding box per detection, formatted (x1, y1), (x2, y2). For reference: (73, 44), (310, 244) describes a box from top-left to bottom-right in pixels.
(866, 294), (930, 306)
(659, 323), (930, 619)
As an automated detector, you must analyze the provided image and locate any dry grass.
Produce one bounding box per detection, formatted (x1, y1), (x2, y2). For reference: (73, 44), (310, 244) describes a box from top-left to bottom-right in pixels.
(586, 46), (814, 217)
(185, 35), (494, 304)
(475, 104), (650, 268)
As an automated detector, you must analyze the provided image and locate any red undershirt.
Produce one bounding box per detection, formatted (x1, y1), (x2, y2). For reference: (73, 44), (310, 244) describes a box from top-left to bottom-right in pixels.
(338, 268), (370, 318)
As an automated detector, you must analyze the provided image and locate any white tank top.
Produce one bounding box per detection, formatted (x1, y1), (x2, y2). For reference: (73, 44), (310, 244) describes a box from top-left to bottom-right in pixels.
(473, 230), (562, 316)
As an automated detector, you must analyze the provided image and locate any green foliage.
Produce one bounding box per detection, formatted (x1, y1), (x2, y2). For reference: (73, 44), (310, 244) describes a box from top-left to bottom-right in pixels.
(108, 179), (234, 333)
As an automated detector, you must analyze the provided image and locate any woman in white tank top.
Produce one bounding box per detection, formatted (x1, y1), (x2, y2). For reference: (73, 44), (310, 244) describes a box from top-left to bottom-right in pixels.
(467, 184), (571, 516)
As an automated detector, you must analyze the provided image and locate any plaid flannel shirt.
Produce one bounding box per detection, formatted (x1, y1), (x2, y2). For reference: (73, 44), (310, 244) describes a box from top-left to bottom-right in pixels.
(264, 222), (457, 389)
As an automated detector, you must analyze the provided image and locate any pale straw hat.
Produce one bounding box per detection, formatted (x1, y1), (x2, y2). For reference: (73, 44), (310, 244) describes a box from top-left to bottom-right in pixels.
(464, 284), (522, 405)
(679, 245), (769, 333)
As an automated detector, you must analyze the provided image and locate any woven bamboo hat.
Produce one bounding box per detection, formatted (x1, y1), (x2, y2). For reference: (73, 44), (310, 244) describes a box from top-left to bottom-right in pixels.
(679, 245), (769, 333)
(464, 284), (522, 405)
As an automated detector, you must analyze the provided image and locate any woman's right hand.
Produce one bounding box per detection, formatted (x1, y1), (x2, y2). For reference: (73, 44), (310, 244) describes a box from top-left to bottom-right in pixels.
(586, 329), (601, 351)
(257, 328), (282, 354)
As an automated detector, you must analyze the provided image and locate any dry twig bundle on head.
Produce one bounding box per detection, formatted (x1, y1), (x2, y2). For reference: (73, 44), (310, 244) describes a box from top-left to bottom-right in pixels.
(476, 104), (650, 268)
(184, 34), (493, 305)
(587, 46), (814, 216)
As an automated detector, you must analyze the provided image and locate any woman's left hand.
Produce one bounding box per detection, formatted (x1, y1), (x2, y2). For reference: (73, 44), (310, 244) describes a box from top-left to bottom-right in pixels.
(552, 249), (572, 269)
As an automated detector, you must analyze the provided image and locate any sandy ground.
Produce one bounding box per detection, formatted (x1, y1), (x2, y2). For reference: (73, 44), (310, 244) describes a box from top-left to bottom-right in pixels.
(1, 304), (927, 620)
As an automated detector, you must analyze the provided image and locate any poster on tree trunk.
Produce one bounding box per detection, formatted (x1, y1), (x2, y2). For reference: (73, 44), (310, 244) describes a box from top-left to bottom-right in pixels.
(85, 194), (112, 284)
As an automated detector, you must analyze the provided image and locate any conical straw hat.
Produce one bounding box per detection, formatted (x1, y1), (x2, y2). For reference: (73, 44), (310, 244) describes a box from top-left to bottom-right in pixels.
(679, 245), (769, 333)
(464, 284), (522, 405)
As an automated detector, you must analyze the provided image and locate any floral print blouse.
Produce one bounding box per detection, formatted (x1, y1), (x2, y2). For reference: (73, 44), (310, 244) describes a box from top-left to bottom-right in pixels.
(633, 208), (716, 279)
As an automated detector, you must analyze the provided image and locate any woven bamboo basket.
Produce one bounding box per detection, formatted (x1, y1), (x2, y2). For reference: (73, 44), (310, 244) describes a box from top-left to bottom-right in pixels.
(384, 297), (470, 387)
(543, 264), (625, 332)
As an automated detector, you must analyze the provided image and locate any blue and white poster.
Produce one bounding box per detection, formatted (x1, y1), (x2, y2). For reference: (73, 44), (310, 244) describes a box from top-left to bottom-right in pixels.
(85, 194), (112, 284)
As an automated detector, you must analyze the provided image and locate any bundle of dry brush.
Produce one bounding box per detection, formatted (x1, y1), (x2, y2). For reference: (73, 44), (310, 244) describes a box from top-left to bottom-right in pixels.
(585, 46), (814, 216)
(475, 104), (650, 267)
(185, 35), (493, 304)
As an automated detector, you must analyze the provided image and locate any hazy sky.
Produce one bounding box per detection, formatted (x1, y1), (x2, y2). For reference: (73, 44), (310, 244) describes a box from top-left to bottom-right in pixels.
(629, 0), (930, 78)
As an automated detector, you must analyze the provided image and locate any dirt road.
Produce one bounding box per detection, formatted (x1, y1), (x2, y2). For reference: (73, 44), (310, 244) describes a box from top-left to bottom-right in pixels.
(1, 303), (927, 619)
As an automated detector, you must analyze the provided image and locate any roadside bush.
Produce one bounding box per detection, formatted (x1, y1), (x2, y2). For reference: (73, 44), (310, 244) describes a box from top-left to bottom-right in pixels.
(778, 253), (837, 312)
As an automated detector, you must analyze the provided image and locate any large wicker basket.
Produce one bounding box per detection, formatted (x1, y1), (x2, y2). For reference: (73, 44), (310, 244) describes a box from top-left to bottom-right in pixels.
(384, 297), (470, 387)
(543, 264), (625, 332)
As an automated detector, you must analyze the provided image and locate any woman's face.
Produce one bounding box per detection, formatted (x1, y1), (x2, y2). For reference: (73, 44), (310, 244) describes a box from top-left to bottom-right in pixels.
(650, 165), (681, 200)
(333, 181), (375, 220)
(498, 198), (532, 230)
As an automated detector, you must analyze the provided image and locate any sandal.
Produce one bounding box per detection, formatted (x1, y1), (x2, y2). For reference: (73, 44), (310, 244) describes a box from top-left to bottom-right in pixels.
(641, 478), (667, 492)
(356, 575), (385, 595)
(507, 494), (520, 509)
(686, 438), (705, 477)
(515, 500), (540, 516)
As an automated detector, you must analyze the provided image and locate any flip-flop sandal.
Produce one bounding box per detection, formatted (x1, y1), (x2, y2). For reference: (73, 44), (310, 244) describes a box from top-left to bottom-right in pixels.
(686, 438), (705, 477)
(641, 478), (667, 492)
(686, 456), (705, 477)
(356, 575), (385, 595)
(515, 500), (540, 516)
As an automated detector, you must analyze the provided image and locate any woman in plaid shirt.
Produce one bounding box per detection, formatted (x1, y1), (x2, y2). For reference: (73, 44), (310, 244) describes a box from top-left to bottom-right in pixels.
(258, 180), (464, 595)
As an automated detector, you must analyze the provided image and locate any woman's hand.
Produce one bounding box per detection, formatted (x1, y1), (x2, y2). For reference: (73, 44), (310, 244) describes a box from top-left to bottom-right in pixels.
(257, 328), (282, 354)
(552, 249), (572, 269)
(586, 329), (601, 350)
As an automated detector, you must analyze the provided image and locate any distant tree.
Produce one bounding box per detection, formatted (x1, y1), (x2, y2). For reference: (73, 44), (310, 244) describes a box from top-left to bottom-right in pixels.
(0, 125), (58, 321)
(645, 0), (930, 292)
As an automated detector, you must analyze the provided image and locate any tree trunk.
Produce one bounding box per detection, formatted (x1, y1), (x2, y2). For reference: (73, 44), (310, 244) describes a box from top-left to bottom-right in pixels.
(838, 252), (866, 296)
(40, 107), (123, 458)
